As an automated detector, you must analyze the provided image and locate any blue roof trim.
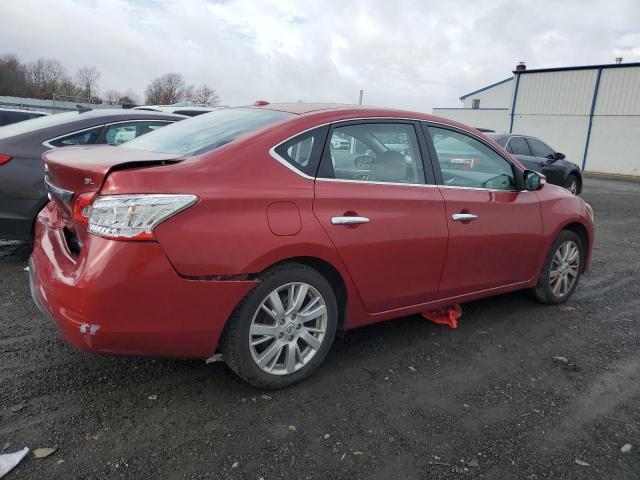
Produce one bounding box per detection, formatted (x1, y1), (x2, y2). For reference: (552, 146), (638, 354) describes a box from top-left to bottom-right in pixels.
(514, 61), (640, 74)
(459, 77), (513, 101)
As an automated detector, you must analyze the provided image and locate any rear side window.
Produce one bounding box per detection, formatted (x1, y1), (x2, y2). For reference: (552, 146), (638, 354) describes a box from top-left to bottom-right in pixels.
(124, 108), (293, 156)
(273, 127), (328, 176)
(49, 127), (103, 147)
(507, 136), (532, 156)
(527, 137), (555, 159)
(103, 121), (171, 145)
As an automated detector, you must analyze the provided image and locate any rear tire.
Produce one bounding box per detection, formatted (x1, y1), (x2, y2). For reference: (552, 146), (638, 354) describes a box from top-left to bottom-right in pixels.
(534, 230), (584, 304)
(222, 262), (337, 389)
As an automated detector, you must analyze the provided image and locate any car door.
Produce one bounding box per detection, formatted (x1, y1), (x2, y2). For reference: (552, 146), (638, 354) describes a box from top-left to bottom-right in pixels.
(424, 124), (542, 298)
(525, 137), (566, 186)
(313, 120), (448, 313)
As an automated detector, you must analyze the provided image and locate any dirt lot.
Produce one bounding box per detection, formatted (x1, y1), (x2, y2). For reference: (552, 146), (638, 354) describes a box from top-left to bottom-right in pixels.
(1, 175), (639, 479)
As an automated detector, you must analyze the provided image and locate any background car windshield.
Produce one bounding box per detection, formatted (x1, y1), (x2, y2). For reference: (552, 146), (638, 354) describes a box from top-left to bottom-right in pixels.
(0, 111), (84, 140)
(123, 108), (293, 156)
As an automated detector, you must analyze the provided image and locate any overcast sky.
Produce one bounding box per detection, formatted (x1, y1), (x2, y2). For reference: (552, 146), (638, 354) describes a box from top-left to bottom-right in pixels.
(1, 0), (639, 110)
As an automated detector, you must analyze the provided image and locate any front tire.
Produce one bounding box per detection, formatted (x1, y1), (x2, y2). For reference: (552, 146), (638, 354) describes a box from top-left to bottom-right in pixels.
(534, 230), (583, 304)
(565, 174), (579, 195)
(222, 263), (338, 389)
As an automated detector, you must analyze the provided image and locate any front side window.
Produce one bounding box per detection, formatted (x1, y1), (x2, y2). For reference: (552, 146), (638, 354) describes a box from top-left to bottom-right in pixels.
(49, 127), (103, 147)
(104, 121), (171, 145)
(273, 126), (328, 176)
(507, 136), (532, 156)
(527, 137), (555, 159)
(319, 123), (425, 185)
(429, 127), (516, 191)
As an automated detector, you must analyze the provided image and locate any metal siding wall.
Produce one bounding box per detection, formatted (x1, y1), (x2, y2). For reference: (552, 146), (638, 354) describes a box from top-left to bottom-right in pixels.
(461, 80), (513, 109)
(586, 116), (640, 175)
(512, 115), (590, 164)
(515, 70), (597, 115)
(431, 108), (510, 133)
(594, 67), (640, 115)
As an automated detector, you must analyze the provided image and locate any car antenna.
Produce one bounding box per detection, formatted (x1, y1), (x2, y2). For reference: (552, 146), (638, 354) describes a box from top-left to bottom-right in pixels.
(76, 104), (92, 113)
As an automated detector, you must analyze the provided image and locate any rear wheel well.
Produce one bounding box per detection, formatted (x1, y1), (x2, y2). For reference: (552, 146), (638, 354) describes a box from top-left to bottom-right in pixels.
(562, 222), (589, 271)
(262, 257), (348, 335)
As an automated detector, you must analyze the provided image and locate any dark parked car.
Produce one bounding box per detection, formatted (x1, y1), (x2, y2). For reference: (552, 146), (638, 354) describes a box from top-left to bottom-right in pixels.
(487, 133), (582, 194)
(0, 109), (184, 240)
(0, 107), (49, 126)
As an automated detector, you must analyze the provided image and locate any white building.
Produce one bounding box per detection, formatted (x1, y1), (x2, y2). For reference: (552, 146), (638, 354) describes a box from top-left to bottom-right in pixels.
(433, 62), (640, 176)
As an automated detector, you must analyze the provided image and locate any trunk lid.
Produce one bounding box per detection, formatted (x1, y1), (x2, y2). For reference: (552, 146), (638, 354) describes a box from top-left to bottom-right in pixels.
(42, 146), (183, 251)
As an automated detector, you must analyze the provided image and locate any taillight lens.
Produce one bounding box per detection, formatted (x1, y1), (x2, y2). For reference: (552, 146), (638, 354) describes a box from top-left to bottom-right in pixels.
(73, 192), (97, 226)
(86, 194), (197, 241)
(0, 154), (12, 166)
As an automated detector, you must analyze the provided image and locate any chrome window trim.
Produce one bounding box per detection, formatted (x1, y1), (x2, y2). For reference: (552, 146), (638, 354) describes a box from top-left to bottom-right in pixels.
(42, 119), (174, 149)
(315, 177), (437, 188)
(267, 117), (526, 193)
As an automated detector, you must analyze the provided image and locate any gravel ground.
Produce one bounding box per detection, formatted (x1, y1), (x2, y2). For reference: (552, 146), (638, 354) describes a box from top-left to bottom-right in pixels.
(1, 175), (639, 479)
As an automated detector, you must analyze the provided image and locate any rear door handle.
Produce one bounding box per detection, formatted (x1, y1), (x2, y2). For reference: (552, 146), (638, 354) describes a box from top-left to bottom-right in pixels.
(452, 213), (478, 221)
(331, 216), (370, 225)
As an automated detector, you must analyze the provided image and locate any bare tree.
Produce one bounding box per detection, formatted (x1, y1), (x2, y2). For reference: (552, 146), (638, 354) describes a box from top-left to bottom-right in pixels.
(76, 65), (101, 100)
(190, 85), (220, 106)
(144, 72), (191, 105)
(103, 89), (122, 103)
(0, 54), (27, 97)
(24, 58), (69, 98)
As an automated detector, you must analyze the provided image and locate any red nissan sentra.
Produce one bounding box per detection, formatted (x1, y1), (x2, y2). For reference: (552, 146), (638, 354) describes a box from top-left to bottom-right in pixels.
(30, 103), (594, 388)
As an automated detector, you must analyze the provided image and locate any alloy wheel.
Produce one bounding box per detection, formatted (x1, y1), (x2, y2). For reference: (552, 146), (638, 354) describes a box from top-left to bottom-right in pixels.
(549, 240), (580, 297)
(567, 177), (578, 195)
(249, 282), (328, 375)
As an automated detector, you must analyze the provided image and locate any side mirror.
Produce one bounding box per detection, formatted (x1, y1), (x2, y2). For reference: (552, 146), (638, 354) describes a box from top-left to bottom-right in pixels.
(547, 152), (565, 162)
(523, 170), (545, 191)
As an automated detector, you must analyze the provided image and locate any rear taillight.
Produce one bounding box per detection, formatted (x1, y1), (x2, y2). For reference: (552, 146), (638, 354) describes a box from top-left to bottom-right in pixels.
(85, 194), (197, 241)
(73, 192), (97, 226)
(0, 154), (12, 166)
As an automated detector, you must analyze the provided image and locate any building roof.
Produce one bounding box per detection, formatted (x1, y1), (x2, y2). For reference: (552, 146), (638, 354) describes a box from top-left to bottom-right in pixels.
(459, 77), (512, 101)
(513, 61), (640, 74)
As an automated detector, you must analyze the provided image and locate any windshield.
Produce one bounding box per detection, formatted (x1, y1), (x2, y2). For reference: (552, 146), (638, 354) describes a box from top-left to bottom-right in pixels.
(0, 111), (88, 140)
(123, 108), (293, 156)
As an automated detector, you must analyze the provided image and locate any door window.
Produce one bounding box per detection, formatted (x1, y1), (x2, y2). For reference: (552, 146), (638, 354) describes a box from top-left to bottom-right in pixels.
(319, 123), (425, 185)
(49, 126), (103, 147)
(526, 137), (555, 159)
(429, 127), (516, 191)
(506, 136), (532, 156)
(104, 121), (171, 145)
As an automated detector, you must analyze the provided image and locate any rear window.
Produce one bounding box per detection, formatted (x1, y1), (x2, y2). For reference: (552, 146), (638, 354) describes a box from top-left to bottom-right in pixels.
(123, 108), (293, 156)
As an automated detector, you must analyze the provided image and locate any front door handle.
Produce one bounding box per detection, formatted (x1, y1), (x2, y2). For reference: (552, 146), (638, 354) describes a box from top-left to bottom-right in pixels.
(331, 216), (370, 225)
(452, 213), (478, 221)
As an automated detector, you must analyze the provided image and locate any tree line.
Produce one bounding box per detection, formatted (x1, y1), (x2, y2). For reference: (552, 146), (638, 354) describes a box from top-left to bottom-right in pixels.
(0, 53), (220, 107)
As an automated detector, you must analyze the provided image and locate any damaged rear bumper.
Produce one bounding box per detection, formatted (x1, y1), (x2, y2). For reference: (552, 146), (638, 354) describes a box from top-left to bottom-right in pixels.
(29, 211), (258, 358)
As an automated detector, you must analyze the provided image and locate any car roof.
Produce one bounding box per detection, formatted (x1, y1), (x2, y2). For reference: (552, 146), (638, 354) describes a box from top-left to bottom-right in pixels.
(0, 109), (185, 142)
(132, 105), (219, 113)
(0, 107), (49, 115)
(254, 102), (461, 124)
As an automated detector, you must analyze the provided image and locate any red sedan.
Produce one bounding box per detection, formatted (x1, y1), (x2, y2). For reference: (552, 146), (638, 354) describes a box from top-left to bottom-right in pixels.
(30, 103), (594, 388)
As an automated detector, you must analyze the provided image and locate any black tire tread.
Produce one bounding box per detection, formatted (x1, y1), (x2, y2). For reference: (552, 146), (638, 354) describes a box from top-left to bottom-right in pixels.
(534, 230), (583, 304)
(222, 262), (337, 389)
